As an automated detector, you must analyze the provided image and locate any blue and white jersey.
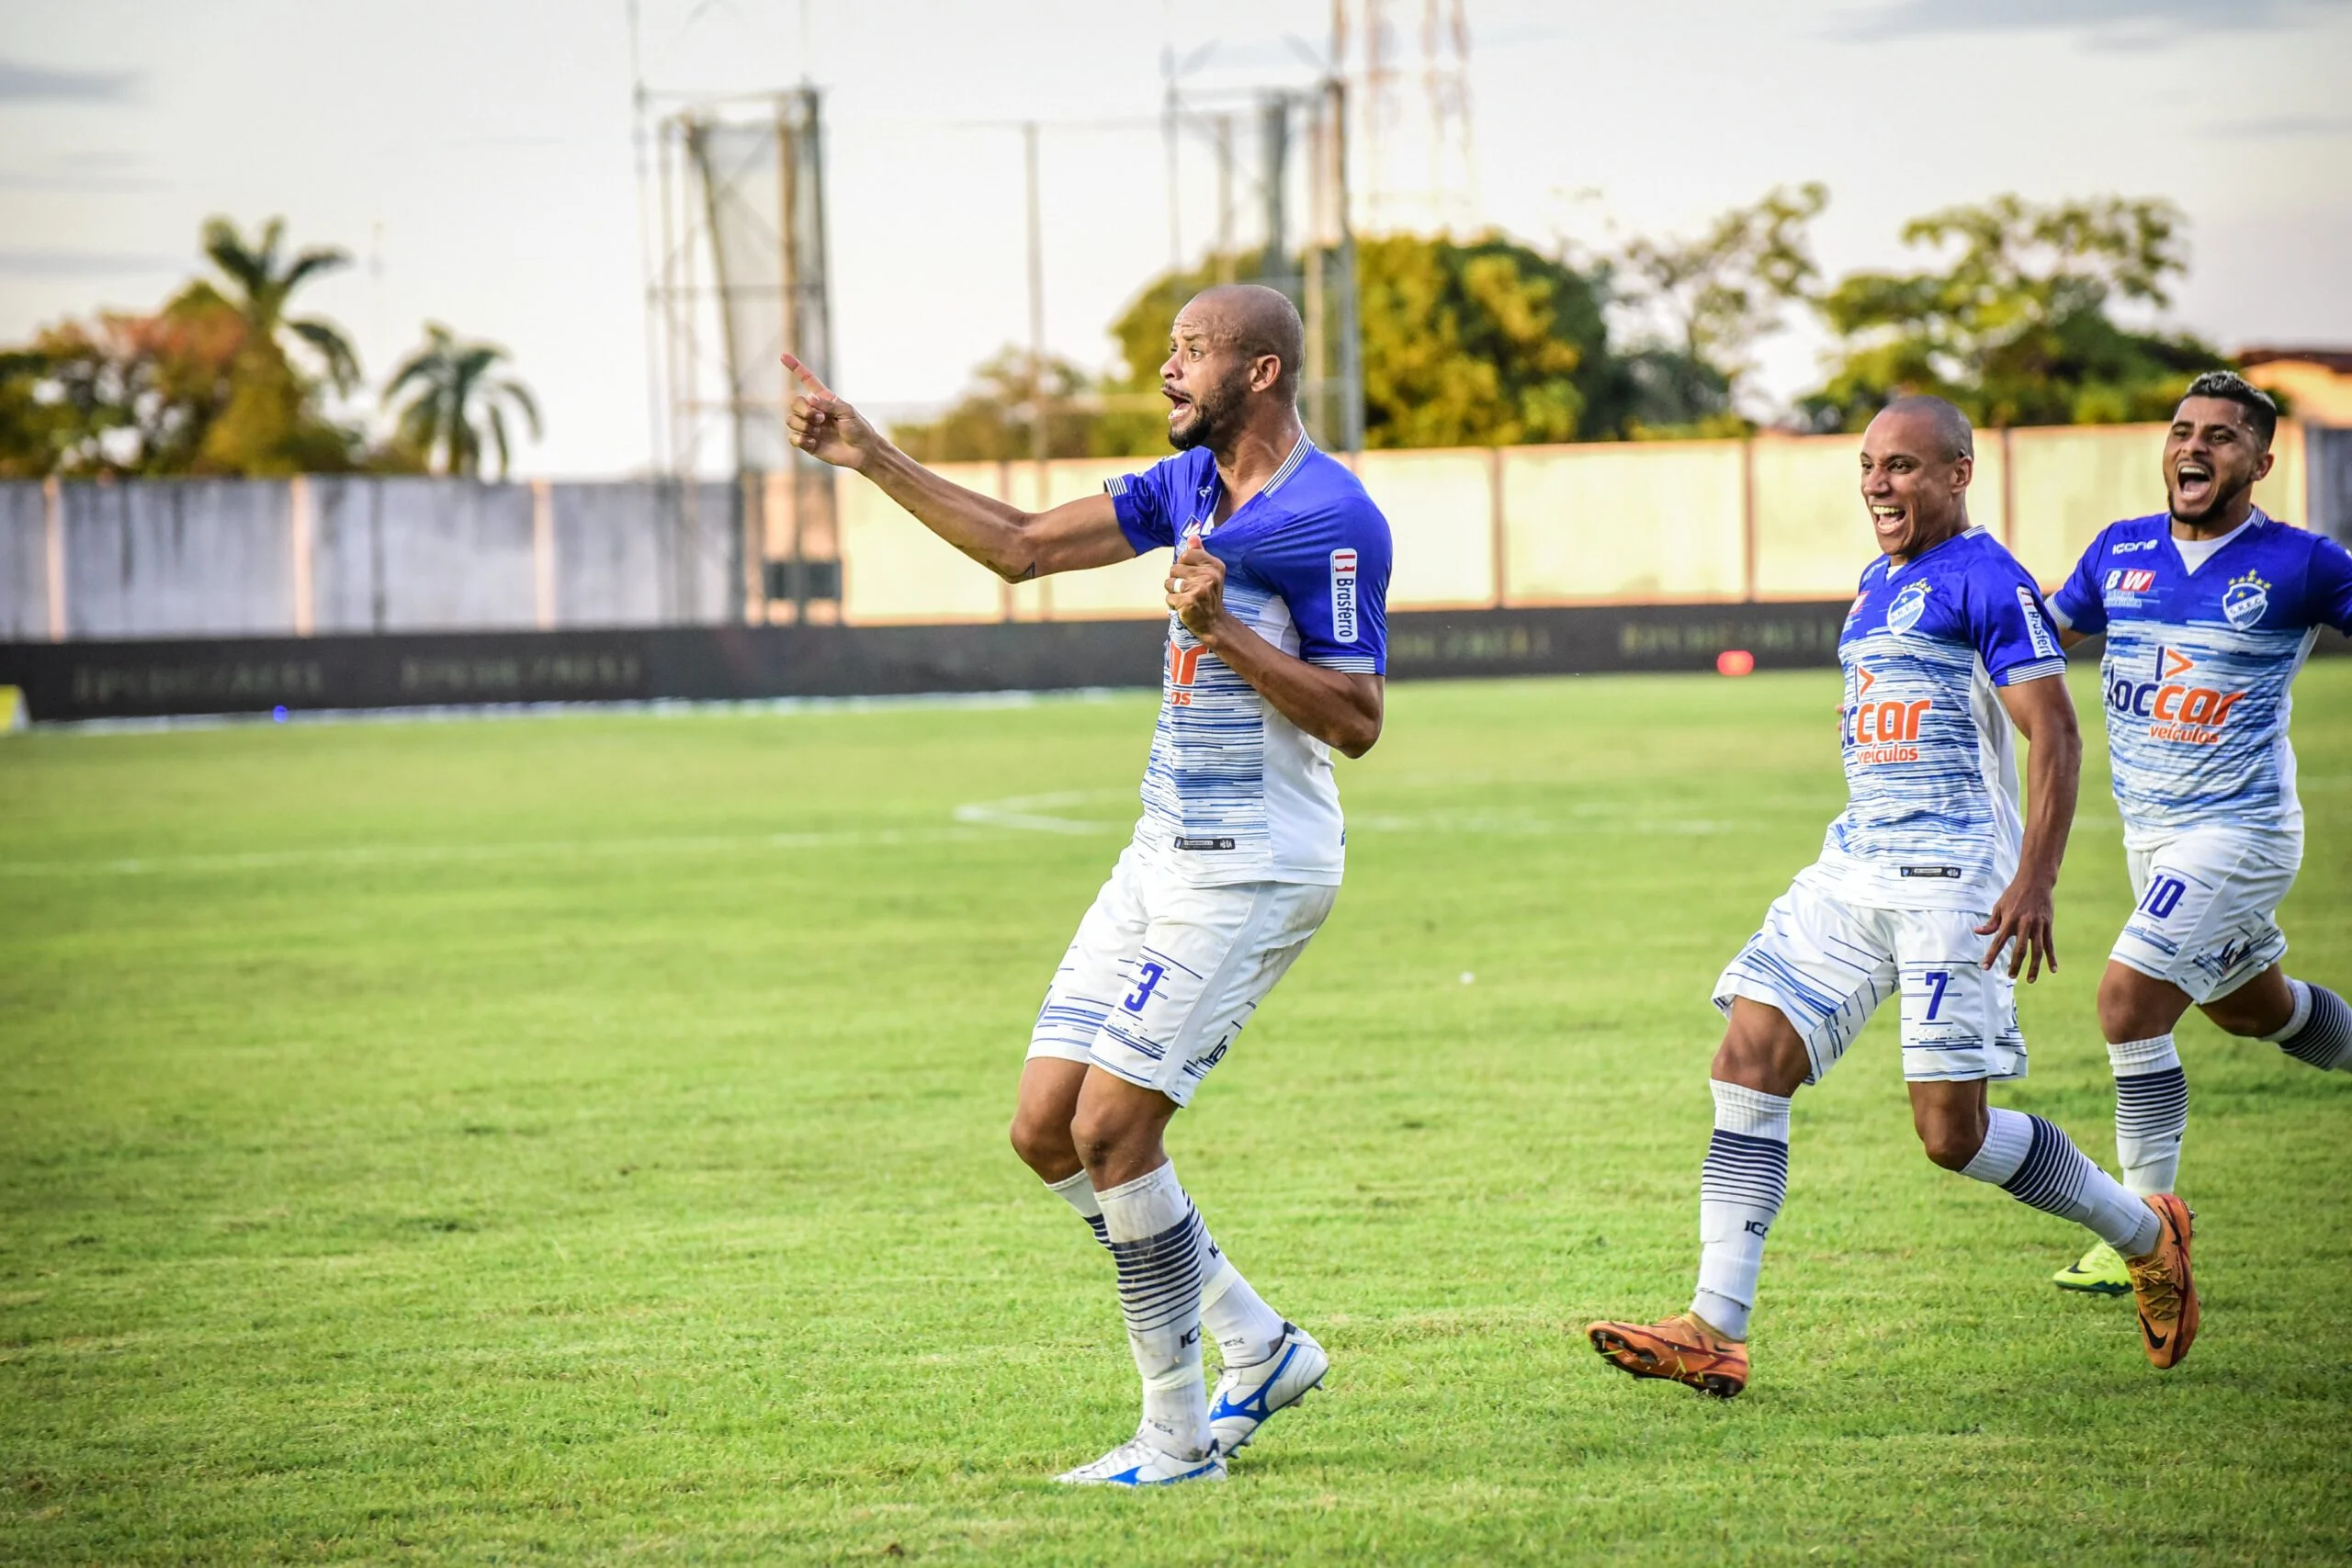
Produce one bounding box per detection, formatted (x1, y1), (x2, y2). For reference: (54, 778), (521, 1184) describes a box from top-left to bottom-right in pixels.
(1106, 434), (1392, 886)
(1805, 527), (2070, 912)
(2049, 509), (2352, 850)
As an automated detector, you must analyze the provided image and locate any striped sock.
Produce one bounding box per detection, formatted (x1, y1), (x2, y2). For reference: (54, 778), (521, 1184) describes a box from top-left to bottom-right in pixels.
(2267, 980), (2352, 1072)
(1963, 1108), (2161, 1258)
(1049, 1169), (1283, 1367)
(1690, 1080), (1792, 1342)
(1097, 1162), (1211, 1460)
(2108, 1034), (2187, 1197)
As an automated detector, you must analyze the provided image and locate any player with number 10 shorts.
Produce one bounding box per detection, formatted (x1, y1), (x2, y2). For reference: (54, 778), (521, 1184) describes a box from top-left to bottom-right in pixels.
(2040, 370), (2352, 1297)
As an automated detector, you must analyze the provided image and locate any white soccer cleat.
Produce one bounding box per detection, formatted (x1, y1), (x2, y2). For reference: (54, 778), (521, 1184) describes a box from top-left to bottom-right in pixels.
(1209, 1321), (1329, 1457)
(1051, 1431), (1227, 1487)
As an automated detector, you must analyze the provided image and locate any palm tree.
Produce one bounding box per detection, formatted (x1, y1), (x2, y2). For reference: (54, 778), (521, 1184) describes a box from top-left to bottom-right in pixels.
(170, 216), (365, 473)
(187, 216), (361, 395)
(382, 323), (541, 479)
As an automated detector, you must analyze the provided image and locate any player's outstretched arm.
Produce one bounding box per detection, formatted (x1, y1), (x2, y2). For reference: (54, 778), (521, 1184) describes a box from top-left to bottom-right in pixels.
(781, 353), (1135, 582)
(1166, 539), (1384, 758)
(1980, 675), (2082, 981)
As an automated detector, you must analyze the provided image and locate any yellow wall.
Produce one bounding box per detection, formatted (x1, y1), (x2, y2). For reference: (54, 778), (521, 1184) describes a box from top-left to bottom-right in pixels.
(1499, 441), (1745, 603)
(1009, 458), (1171, 621)
(833, 421), (2324, 623)
(835, 461), (1006, 623)
(2246, 360), (2352, 425)
(1353, 447), (1497, 607)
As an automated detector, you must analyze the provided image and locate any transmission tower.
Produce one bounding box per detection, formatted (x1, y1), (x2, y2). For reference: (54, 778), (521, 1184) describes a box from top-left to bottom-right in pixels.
(1330, 0), (1476, 234)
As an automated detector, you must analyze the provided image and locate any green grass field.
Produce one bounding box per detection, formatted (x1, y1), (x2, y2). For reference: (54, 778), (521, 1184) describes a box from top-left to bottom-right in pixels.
(4, 665), (2349, 1564)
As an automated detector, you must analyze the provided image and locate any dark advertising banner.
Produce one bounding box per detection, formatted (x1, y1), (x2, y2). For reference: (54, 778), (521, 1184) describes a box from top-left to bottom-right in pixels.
(15, 600), (2319, 724)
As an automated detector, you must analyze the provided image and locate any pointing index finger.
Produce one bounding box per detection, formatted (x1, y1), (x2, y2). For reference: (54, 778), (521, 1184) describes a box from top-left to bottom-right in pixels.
(780, 352), (833, 400)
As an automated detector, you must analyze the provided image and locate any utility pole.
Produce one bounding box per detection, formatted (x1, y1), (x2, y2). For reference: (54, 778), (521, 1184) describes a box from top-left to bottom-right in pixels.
(1024, 120), (1048, 476)
(1259, 94), (1289, 296)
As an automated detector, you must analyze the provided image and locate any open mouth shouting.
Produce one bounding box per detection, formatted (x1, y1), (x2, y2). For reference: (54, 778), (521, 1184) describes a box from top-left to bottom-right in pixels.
(1869, 502), (1909, 544)
(2170, 457), (2215, 513)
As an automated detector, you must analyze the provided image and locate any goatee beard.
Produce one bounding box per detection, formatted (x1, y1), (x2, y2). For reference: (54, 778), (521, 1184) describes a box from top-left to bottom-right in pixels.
(2170, 478), (2253, 530)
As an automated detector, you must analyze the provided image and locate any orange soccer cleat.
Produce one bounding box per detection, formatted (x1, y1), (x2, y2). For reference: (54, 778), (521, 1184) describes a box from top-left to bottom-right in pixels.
(1586, 1312), (1750, 1399)
(2125, 1192), (2199, 1370)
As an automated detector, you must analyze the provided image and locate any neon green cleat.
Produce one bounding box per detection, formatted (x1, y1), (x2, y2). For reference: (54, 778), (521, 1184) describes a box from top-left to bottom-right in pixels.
(2053, 1239), (2132, 1296)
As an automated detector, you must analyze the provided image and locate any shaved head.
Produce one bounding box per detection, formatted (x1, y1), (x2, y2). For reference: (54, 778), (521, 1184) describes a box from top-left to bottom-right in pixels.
(1877, 394), (1973, 463)
(1182, 284), (1304, 402)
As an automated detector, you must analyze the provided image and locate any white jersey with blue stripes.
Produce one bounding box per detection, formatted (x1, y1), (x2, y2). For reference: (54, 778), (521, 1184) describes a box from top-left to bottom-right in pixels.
(2049, 509), (2352, 850)
(1805, 526), (2069, 912)
(1107, 435), (1393, 886)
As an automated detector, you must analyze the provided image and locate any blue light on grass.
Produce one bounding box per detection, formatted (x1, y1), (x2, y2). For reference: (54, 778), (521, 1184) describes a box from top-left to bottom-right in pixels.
(272, 705), (288, 723)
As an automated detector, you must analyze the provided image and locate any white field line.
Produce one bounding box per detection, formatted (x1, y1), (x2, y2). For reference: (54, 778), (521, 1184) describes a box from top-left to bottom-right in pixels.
(6, 790), (1815, 881)
(0, 827), (981, 880)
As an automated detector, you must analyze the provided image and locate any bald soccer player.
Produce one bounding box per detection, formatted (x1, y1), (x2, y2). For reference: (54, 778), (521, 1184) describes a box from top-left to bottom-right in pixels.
(1585, 396), (2198, 1398)
(781, 284), (1391, 1485)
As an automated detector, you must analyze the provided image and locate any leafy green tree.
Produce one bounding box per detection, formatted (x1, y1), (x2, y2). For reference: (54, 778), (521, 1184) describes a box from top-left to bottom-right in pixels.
(172, 216), (365, 474)
(1804, 194), (2229, 431)
(0, 299), (248, 478)
(889, 346), (1162, 463)
(1614, 183), (1827, 434)
(1106, 234), (1634, 450)
(381, 323), (541, 479)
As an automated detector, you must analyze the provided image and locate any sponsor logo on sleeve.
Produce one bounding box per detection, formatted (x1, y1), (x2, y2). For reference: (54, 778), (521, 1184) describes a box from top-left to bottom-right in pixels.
(1329, 548), (1360, 643)
(2018, 585), (2062, 660)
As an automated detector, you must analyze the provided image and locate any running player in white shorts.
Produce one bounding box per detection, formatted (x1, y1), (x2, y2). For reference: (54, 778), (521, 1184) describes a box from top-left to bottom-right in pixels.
(1587, 397), (2199, 1398)
(781, 284), (1392, 1486)
(2041, 371), (2352, 1295)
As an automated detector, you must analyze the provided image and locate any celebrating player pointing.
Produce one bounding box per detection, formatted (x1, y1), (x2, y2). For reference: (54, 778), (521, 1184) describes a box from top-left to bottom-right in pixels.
(1587, 396), (2199, 1399)
(2041, 371), (2352, 1297)
(783, 284), (1392, 1485)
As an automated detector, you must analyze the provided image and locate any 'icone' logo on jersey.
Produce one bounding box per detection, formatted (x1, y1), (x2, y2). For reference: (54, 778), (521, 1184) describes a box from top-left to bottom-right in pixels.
(2222, 570), (2270, 630)
(2105, 645), (2245, 745)
(1844, 663), (1929, 763)
(1885, 579), (1930, 635)
(1329, 549), (1360, 643)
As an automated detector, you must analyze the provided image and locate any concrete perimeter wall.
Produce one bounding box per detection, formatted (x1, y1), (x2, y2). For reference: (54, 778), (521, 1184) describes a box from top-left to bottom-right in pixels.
(2, 422), (2337, 642)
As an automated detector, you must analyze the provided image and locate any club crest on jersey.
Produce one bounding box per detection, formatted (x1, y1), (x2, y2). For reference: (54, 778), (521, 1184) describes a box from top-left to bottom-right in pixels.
(1329, 548), (1360, 643)
(1885, 579), (1930, 636)
(2221, 570), (2270, 629)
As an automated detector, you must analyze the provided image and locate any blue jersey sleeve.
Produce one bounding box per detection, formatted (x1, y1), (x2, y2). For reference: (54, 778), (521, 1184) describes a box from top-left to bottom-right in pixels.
(2048, 528), (2110, 635)
(2307, 533), (2352, 633)
(1248, 498), (1392, 675)
(1104, 456), (1189, 554)
(1971, 558), (2070, 686)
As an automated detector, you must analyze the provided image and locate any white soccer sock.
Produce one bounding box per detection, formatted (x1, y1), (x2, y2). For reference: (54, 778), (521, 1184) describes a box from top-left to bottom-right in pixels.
(1045, 1169), (1110, 1247)
(2108, 1034), (2187, 1198)
(1052, 1168), (1283, 1364)
(1200, 1241), (1286, 1369)
(1962, 1107), (2161, 1258)
(1690, 1080), (1791, 1342)
(2267, 979), (2352, 1072)
(1096, 1162), (1212, 1460)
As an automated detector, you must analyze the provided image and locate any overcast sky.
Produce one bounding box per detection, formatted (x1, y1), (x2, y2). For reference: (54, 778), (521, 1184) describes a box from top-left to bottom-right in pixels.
(4, 0), (2347, 477)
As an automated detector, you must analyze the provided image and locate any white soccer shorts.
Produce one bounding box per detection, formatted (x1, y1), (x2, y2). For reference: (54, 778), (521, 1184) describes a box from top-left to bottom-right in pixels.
(1026, 842), (1338, 1106)
(2113, 828), (2298, 1004)
(1713, 874), (2027, 1084)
